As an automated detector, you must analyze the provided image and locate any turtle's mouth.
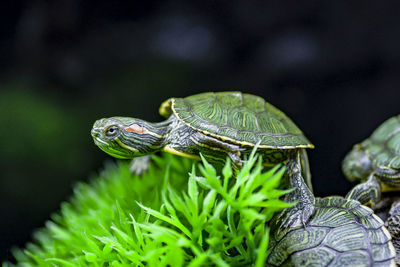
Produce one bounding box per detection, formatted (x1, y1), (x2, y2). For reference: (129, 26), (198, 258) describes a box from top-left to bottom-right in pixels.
(93, 137), (133, 159)
(93, 137), (108, 147)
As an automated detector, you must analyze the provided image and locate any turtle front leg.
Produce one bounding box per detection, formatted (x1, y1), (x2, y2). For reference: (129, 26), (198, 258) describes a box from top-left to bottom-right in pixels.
(277, 151), (315, 228)
(346, 173), (381, 206)
(299, 149), (313, 192)
(129, 155), (151, 175)
(186, 130), (245, 167)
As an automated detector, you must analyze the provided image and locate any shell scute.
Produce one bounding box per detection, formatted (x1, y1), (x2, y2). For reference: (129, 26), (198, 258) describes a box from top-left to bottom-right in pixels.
(329, 251), (371, 267)
(325, 224), (368, 252)
(243, 94), (265, 113)
(257, 113), (285, 134)
(273, 136), (297, 148)
(236, 131), (256, 144)
(290, 247), (335, 267)
(217, 127), (236, 139)
(269, 227), (329, 266)
(227, 107), (258, 131)
(360, 214), (384, 230)
(216, 91), (242, 108)
(351, 204), (373, 218)
(368, 228), (391, 244)
(342, 198), (361, 210)
(373, 243), (395, 261)
(191, 101), (215, 119)
(260, 135), (278, 146)
(309, 208), (354, 228)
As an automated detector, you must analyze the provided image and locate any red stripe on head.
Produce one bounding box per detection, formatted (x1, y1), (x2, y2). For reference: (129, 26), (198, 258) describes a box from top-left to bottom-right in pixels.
(124, 124), (148, 134)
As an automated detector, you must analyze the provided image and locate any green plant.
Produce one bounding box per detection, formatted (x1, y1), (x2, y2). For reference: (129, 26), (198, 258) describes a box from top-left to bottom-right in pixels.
(4, 152), (292, 267)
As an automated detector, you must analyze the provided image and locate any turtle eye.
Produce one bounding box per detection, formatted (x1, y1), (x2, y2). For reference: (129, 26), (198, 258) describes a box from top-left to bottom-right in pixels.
(105, 126), (119, 137)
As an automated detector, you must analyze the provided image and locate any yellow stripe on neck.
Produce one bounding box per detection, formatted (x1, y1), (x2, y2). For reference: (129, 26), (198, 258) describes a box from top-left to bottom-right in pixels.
(116, 139), (139, 153)
(163, 145), (200, 160)
(381, 184), (400, 192)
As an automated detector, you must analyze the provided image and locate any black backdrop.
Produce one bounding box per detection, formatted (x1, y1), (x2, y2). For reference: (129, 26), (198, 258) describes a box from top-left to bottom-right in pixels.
(1, 0), (400, 261)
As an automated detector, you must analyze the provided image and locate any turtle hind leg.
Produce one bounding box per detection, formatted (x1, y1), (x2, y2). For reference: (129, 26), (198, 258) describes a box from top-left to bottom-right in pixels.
(129, 155), (151, 175)
(277, 151), (315, 228)
(346, 174), (381, 206)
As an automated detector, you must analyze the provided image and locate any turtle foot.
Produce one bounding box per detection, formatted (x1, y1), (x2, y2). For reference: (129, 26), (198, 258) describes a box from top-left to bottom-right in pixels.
(279, 203), (314, 229)
(129, 156), (151, 175)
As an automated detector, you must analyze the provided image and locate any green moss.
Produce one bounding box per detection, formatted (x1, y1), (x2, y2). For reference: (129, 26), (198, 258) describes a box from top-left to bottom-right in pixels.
(4, 152), (292, 267)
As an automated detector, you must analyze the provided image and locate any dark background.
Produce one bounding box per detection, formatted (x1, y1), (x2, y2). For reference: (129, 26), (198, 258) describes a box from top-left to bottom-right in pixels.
(1, 0), (400, 261)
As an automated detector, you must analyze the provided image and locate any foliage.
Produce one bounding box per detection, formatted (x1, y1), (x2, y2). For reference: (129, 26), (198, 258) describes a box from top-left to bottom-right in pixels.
(4, 152), (292, 266)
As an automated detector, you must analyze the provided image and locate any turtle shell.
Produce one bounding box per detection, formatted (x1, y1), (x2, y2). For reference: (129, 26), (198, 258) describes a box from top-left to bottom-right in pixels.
(267, 196), (396, 267)
(360, 115), (400, 174)
(159, 91), (314, 149)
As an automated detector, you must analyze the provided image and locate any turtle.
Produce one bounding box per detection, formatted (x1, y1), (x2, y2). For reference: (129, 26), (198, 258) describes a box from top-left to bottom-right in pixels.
(342, 115), (400, 206)
(91, 91), (315, 227)
(267, 194), (396, 267)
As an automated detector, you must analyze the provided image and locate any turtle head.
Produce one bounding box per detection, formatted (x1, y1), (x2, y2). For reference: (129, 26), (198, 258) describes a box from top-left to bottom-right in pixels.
(91, 117), (167, 159)
(342, 144), (373, 182)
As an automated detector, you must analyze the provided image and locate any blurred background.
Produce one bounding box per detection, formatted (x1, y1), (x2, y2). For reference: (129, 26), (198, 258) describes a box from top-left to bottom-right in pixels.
(1, 0), (400, 261)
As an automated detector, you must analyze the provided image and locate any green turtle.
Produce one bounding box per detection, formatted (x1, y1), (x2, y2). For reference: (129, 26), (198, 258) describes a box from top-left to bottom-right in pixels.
(267, 194), (396, 266)
(342, 115), (400, 206)
(91, 91), (315, 227)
